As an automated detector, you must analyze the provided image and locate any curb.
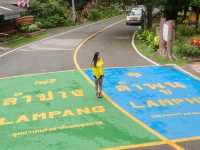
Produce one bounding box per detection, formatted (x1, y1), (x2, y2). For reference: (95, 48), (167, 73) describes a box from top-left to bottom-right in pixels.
(131, 31), (159, 66)
(132, 30), (200, 82)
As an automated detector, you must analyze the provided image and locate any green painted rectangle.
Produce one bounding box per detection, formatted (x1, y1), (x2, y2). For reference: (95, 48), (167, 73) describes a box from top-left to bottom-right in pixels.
(0, 71), (159, 150)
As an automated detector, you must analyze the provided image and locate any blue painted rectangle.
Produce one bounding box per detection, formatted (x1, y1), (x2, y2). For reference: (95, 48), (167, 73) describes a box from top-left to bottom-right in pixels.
(85, 66), (200, 140)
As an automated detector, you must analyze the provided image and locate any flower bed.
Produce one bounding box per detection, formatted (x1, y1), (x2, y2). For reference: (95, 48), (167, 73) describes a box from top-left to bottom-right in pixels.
(191, 39), (200, 47)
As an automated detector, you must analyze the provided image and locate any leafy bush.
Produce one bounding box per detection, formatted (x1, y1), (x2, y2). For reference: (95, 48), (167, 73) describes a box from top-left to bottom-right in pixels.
(34, 21), (42, 28)
(20, 10), (29, 17)
(153, 36), (160, 49)
(88, 6), (121, 21)
(28, 24), (39, 32)
(29, 0), (72, 28)
(39, 15), (64, 28)
(18, 23), (40, 33)
(88, 9), (102, 21)
(196, 25), (200, 34)
(172, 40), (200, 57)
(176, 24), (194, 36)
(19, 25), (29, 33)
(30, 0), (69, 18)
(38, 15), (74, 28)
(100, 6), (121, 18)
(137, 30), (159, 50)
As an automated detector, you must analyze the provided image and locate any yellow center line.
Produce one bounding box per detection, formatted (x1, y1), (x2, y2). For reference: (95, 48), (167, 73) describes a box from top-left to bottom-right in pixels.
(73, 19), (184, 150)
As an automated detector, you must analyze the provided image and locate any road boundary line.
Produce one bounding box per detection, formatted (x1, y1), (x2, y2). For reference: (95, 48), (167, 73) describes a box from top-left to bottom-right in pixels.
(169, 64), (200, 81)
(73, 19), (184, 150)
(132, 31), (200, 82)
(132, 30), (200, 145)
(132, 31), (159, 66)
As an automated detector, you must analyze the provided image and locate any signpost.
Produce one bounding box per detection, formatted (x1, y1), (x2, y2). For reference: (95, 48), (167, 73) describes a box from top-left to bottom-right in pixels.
(159, 18), (175, 60)
(163, 23), (168, 42)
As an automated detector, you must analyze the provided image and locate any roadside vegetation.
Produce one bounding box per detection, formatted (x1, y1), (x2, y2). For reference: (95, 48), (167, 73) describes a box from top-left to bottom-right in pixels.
(4, 0), (123, 48)
(5, 32), (48, 48)
(27, 0), (74, 28)
(136, 21), (200, 65)
(23, 0), (122, 28)
(135, 36), (188, 65)
(135, 0), (200, 65)
(88, 5), (122, 21)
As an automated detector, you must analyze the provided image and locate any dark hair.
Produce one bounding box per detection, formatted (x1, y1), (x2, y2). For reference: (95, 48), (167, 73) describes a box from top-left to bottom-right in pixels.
(92, 52), (100, 67)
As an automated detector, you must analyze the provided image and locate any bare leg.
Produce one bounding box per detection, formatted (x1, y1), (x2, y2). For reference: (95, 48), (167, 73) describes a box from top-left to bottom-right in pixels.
(98, 77), (103, 97)
(95, 78), (99, 97)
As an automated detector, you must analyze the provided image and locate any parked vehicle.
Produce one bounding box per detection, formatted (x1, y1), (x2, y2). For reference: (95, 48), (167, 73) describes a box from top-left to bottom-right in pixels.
(126, 8), (145, 26)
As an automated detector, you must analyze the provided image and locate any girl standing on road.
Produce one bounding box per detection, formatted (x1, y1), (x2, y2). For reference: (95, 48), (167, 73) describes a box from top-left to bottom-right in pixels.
(92, 52), (104, 98)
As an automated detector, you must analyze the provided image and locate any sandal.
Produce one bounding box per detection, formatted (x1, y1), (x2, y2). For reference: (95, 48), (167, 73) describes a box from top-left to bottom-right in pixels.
(98, 92), (103, 98)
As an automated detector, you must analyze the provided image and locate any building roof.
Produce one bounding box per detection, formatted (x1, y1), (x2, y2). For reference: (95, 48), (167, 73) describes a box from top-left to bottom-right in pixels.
(0, 3), (23, 20)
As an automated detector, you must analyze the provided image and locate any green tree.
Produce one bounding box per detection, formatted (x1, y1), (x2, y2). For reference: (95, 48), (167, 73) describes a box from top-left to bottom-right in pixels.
(29, 0), (73, 28)
(191, 0), (200, 28)
(136, 0), (163, 29)
(136, 0), (192, 28)
(192, 0), (200, 7)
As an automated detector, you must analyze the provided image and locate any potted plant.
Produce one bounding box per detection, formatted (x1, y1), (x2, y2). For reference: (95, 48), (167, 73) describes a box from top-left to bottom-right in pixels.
(16, 16), (34, 26)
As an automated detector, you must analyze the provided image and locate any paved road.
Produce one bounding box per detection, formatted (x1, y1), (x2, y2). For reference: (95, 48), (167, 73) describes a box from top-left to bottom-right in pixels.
(0, 16), (199, 150)
(75, 18), (200, 150)
(77, 20), (152, 68)
(0, 16), (125, 77)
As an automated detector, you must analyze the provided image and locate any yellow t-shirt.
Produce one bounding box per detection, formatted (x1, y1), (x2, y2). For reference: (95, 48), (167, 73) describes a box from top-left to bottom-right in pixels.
(92, 58), (104, 79)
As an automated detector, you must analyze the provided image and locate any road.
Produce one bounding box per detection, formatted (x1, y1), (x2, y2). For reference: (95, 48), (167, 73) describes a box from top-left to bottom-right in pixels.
(0, 16), (121, 76)
(77, 19), (151, 68)
(0, 16), (199, 150)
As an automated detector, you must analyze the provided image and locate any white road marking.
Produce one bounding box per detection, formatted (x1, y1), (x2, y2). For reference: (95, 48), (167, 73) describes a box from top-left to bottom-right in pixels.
(132, 30), (200, 82)
(170, 64), (200, 81)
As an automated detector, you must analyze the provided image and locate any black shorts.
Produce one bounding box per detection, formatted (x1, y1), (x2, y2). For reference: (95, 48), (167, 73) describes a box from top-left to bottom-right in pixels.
(93, 75), (104, 79)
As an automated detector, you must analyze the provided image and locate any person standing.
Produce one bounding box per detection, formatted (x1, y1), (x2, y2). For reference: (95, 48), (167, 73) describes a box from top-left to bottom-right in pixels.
(92, 52), (104, 98)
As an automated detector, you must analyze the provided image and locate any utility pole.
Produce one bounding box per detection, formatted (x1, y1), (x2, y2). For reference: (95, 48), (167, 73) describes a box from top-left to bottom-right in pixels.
(72, 0), (76, 22)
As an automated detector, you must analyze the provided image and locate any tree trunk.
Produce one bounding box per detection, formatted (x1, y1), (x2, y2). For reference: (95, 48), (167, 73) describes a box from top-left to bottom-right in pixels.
(159, 17), (166, 56)
(183, 6), (188, 21)
(194, 7), (199, 29)
(121, 0), (126, 11)
(166, 20), (175, 60)
(147, 6), (153, 29)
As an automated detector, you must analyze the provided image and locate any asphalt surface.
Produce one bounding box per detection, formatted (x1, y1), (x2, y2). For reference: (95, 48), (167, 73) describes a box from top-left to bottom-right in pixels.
(77, 20), (152, 68)
(0, 16), (199, 150)
(0, 16), (124, 77)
